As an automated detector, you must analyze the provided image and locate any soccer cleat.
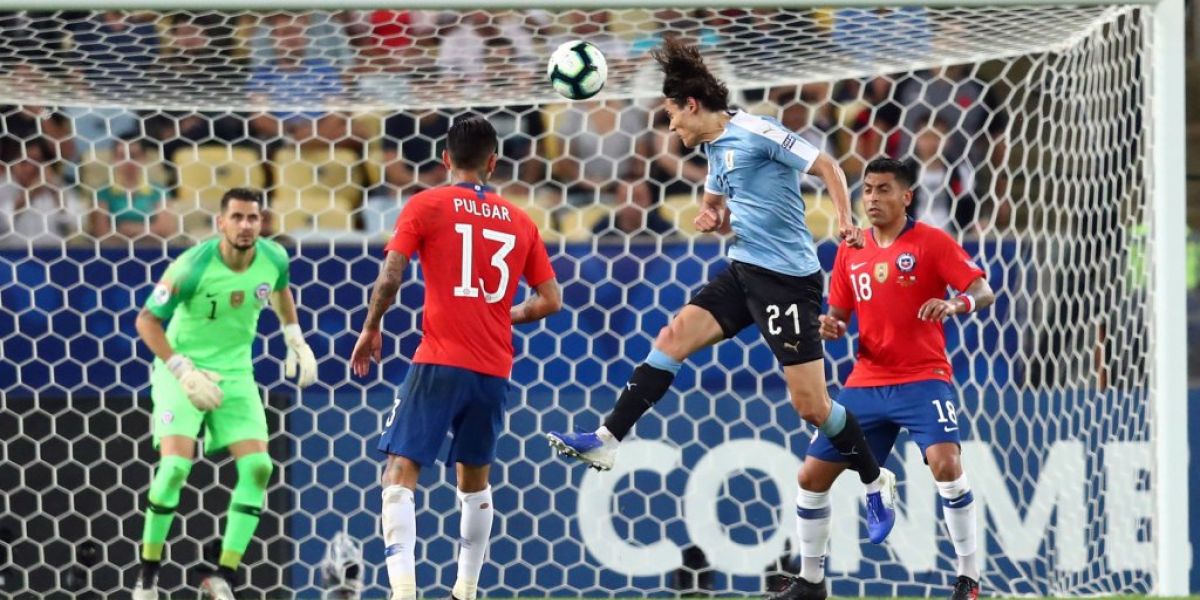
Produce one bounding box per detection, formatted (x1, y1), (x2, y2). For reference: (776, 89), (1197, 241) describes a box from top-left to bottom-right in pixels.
(199, 575), (237, 600)
(866, 467), (897, 544)
(132, 584), (158, 600)
(546, 431), (617, 471)
(950, 575), (980, 600)
(764, 575), (827, 600)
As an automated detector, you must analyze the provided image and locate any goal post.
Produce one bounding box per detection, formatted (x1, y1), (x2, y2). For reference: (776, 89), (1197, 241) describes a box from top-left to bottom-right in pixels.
(0, 0), (1188, 597)
(1149, 0), (1189, 595)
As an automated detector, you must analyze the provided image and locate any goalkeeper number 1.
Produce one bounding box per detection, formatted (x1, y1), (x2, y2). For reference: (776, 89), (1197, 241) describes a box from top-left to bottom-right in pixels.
(131, 188), (318, 600)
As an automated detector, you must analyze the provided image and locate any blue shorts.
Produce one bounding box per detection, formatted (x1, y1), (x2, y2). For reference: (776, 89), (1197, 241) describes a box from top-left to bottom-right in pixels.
(807, 380), (961, 465)
(377, 364), (512, 466)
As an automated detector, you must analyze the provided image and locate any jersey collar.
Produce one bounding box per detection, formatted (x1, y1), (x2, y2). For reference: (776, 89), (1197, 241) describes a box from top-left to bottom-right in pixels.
(869, 216), (917, 246)
(454, 182), (493, 200)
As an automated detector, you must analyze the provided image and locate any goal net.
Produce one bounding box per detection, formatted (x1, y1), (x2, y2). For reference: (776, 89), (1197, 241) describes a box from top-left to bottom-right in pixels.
(0, 4), (1171, 598)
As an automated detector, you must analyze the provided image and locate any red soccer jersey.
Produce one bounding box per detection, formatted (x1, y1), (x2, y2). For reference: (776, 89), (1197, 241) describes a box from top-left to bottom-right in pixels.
(384, 183), (556, 378)
(828, 220), (986, 387)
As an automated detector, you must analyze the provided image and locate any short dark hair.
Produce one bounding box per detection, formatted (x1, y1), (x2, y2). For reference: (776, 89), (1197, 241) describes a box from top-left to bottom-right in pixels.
(220, 187), (264, 213)
(652, 35), (729, 112)
(446, 115), (498, 171)
(863, 157), (917, 189)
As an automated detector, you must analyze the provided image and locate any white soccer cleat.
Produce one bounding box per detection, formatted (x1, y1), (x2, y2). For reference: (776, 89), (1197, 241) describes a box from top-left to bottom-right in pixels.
(199, 575), (236, 600)
(132, 584), (158, 600)
(546, 431), (618, 471)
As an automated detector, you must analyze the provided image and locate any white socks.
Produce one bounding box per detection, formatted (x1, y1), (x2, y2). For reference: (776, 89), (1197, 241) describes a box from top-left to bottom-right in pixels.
(795, 485), (831, 584)
(452, 486), (494, 600)
(382, 485), (417, 600)
(936, 475), (980, 582)
(596, 426), (616, 443)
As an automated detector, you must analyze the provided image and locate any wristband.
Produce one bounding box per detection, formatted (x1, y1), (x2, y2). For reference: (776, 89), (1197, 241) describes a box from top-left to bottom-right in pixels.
(283, 323), (304, 346)
(956, 294), (976, 314)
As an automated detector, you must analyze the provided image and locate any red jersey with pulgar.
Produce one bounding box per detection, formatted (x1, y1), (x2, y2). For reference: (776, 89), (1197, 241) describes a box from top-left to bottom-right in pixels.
(385, 183), (555, 378)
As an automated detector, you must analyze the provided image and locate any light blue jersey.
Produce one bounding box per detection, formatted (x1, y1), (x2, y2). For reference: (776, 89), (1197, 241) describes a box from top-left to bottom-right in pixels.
(704, 111), (821, 277)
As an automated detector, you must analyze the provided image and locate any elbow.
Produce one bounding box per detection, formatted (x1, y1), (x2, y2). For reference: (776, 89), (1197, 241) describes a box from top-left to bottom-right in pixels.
(976, 291), (997, 312)
(546, 295), (564, 315)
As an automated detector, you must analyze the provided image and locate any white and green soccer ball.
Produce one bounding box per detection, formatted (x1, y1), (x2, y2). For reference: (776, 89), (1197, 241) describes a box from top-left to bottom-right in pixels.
(547, 40), (608, 100)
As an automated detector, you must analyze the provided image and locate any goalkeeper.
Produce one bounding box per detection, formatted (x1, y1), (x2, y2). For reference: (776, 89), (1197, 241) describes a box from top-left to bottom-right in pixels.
(131, 188), (318, 600)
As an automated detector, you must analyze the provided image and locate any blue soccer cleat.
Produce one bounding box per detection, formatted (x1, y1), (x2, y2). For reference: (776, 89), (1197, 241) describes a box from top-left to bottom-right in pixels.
(546, 431), (617, 471)
(866, 467), (897, 544)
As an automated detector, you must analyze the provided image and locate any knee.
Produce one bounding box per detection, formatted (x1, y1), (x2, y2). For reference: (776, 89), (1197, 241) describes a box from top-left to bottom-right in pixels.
(927, 453), (962, 482)
(789, 386), (829, 425)
(653, 325), (687, 360)
(237, 453), (274, 488)
(794, 395), (829, 426)
(159, 458), (193, 488)
(798, 467), (833, 494)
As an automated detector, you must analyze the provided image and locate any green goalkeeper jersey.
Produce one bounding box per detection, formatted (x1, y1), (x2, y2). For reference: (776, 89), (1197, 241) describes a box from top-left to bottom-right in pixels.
(143, 237), (290, 374)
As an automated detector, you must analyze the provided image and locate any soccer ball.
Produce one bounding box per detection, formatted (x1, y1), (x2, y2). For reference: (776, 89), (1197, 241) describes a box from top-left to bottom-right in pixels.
(547, 40), (608, 100)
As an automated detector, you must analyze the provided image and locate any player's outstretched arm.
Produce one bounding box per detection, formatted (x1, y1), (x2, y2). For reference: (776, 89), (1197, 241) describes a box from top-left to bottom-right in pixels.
(271, 287), (318, 387)
(818, 306), (852, 340)
(351, 251), (411, 377)
(809, 152), (864, 248)
(135, 309), (223, 410)
(511, 278), (563, 325)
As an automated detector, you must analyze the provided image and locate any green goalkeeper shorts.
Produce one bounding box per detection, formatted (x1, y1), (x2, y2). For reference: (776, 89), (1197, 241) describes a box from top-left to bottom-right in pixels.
(150, 365), (268, 455)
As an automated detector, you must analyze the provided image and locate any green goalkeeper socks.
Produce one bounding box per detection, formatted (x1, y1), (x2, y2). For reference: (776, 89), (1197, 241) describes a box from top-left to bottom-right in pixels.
(220, 452), (273, 569)
(140, 455), (193, 562)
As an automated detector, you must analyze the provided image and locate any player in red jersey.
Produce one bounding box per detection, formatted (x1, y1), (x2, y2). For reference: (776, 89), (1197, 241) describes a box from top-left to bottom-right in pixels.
(770, 158), (995, 600)
(349, 116), (561, 600)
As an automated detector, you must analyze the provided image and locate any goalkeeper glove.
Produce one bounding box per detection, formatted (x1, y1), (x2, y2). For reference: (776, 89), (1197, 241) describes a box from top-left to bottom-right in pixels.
(165, 354), (223, 411)
(283, 323), (318, 387)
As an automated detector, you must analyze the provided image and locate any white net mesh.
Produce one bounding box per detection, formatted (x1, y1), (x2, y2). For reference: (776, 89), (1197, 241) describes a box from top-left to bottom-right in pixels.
(0, 5), (1157, 598)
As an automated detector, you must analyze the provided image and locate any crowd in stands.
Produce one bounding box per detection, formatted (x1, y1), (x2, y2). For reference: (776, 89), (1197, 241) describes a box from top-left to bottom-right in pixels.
(0, 9), (1015, 248)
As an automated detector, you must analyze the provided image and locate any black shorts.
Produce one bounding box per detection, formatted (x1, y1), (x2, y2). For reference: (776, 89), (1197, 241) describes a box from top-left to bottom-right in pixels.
(688, 261), (824, 366)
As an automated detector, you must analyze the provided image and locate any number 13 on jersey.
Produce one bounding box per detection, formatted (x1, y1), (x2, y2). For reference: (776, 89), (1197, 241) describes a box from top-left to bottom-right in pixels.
(453, 223), (516, 304)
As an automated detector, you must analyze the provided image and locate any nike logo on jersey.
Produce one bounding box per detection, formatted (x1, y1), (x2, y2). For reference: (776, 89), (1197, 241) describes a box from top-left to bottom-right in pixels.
(838, 448), (859, 456)
(851, 262), (868, 270)
(944, 426), (959, 433)
(205, 292), (218, 298)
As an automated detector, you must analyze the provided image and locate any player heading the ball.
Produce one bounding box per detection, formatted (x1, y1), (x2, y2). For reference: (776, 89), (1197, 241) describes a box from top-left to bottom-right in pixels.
(546, 36), (899, 544)
(350, 116), (562, 600)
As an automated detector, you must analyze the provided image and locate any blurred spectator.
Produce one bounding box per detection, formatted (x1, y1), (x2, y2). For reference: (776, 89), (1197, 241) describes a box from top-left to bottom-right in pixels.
(160, 13), (242, 87)
(591, 191), (675, 240)
(545, 10), (629, 61)
(910, 124), (975, 232)
(89, 135), (174, 243)
(66, 11), (161, 85)
(0, 137), (81, 246)
(350, 10), (436, 101)
(475, 105), (545, 195)
(899, 64), (1006, 167)
(378, 109), (452, 198)
(0, 105), (76, 166)
(832, 7), (930, 64)
(551, 99), (650, 207)
(631, 10), (719, 56)
(248, 13), (344, 110)
(435, 11), (535, 84)
(638, 106), (707, 200)
(60, 13), (155, 155)
(248, 10), (355, 70)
